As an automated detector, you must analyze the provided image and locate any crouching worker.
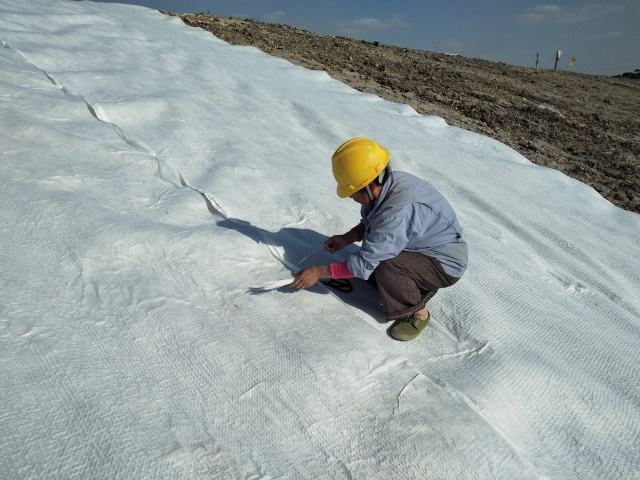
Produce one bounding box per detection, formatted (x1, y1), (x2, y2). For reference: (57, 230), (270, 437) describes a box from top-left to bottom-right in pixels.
(290, 137), (468, 341)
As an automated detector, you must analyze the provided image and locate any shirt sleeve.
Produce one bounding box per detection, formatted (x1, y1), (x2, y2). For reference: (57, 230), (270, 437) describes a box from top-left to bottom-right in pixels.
(347, 205), (413, 279)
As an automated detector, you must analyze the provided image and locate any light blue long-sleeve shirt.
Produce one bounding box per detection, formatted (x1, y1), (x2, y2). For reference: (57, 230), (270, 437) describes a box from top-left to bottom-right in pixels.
(347, 169), (468, 280)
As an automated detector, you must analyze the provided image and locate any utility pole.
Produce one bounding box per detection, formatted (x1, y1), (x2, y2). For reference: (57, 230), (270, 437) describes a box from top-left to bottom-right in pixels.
(535, 51), (539, 69)
(554, 49), (562, 70)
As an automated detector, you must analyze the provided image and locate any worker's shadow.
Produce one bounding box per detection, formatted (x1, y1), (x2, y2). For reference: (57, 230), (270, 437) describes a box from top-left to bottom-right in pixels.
(217, 218), (385, 323)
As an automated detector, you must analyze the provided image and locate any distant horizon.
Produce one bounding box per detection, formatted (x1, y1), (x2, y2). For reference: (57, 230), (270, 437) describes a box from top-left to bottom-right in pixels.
(94, 0), (639, 76)
(178, 10), (637, 77)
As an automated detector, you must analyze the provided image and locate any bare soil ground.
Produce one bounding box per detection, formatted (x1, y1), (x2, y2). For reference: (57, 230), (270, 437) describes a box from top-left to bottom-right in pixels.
(166, 12), (640, 213)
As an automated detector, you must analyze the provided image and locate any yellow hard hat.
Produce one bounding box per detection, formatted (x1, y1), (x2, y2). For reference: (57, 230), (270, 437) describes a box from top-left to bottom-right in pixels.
(331, 137), (390, 198)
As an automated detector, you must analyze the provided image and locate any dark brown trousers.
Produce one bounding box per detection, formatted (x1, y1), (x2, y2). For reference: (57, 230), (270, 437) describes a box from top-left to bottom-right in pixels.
(371, 251), (459, 320)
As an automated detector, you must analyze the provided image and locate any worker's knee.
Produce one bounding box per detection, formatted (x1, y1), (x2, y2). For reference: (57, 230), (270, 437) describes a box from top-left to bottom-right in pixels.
(374, 256), (402, 280)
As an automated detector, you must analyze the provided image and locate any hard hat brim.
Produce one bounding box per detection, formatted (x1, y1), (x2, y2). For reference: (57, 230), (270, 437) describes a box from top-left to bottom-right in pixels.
(336, 184), (353, 198)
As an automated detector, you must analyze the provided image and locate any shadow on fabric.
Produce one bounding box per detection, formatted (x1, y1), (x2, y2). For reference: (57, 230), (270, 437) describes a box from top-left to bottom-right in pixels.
(216, 218), (385, 323)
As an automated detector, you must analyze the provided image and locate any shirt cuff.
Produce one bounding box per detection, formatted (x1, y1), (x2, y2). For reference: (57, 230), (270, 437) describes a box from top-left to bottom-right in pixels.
(328, 261), (354, 279)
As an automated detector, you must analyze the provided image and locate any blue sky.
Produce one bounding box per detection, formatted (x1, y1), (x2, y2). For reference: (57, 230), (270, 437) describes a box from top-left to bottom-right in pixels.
(96, 1), (638, 75)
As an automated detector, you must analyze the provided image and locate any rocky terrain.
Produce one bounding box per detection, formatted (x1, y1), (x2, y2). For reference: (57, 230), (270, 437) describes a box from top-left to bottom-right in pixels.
(166, 11), (640, 213)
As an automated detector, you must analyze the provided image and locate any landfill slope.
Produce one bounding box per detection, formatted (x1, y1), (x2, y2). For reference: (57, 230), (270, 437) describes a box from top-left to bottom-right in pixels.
(172, 11), (640, 213)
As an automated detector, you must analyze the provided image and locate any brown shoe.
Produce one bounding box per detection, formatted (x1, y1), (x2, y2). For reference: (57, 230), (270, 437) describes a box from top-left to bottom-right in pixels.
(389, 308), (430, 341)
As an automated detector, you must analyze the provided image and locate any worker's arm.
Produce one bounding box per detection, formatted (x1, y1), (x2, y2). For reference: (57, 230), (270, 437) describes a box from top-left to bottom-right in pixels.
(345, 223), (365, 242)
(289, 265), (330, 290)
(291, 224), (364, 290)
(324, 223), (365, 253)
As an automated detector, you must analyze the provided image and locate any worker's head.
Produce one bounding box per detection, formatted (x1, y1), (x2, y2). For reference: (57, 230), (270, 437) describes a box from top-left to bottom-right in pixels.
(331, 137), (390, 202)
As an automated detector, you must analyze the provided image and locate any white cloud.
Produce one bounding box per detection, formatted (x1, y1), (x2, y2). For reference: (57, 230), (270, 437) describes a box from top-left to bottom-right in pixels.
(338, 14), (411, 34)
(519, 3), (624, 23)
(261, 11), (286, 23)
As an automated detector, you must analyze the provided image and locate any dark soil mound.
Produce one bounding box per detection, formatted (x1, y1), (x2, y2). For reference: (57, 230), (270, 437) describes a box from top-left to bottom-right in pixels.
(618, 69), (640, 80)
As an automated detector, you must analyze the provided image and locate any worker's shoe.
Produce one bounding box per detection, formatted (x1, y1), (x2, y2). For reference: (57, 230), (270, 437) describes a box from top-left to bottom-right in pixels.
(389, 308), (430, 341)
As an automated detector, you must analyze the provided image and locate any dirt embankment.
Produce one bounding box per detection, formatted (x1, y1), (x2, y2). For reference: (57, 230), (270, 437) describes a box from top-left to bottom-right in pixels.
(166, 12), (640, 213)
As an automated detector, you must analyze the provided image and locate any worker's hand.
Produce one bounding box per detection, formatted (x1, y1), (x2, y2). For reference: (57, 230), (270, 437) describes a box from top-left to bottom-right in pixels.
(290, 266), (328, 290)
(324, 235), (349, 253)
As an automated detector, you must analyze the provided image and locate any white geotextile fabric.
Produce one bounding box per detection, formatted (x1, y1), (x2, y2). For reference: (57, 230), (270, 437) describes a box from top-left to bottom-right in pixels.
(1, 1), (639, 479)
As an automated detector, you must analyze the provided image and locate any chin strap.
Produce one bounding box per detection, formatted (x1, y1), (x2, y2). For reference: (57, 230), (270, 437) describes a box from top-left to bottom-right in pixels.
(365, 185), (374, 201)
(365, 168), (386, 202)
